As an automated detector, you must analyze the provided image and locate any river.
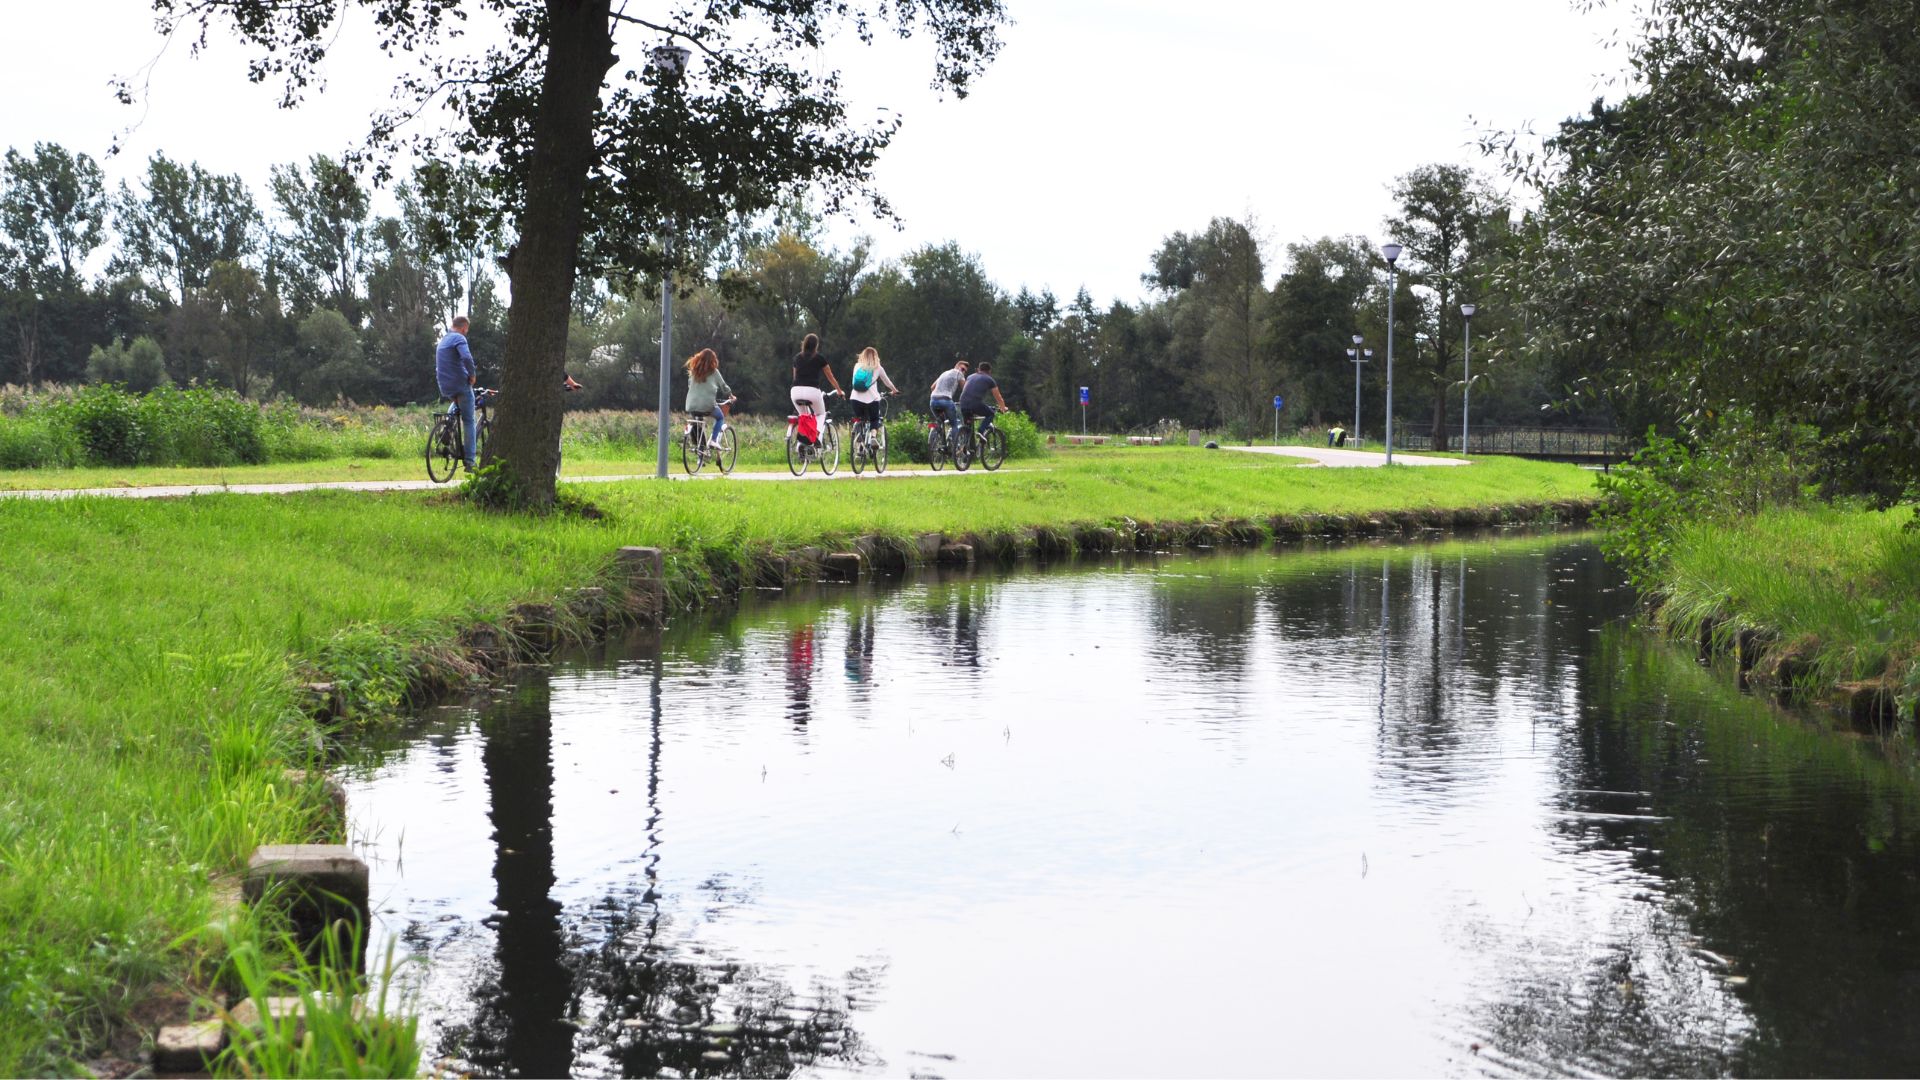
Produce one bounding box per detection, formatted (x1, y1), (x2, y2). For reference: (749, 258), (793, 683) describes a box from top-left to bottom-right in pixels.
(341, 533), (1920, 1077)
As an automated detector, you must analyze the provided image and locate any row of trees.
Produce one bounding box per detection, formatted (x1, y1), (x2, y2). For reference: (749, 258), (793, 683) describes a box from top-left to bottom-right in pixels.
(1493, 0), (1920, 502)
(4, 139), (1583, 446)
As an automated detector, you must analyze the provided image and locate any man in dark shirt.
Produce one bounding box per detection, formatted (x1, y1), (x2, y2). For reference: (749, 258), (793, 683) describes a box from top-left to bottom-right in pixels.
(958, 360), (1009, 436)
(435, 316), (478, 469)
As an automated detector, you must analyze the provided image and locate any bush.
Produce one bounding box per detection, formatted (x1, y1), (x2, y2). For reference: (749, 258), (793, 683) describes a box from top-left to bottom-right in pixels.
(1595, 408), (1816, 592)
(885, 409), (935, 464)
(61, 384), (152, 466)
(141, 386), (268, 466)
(996, 410), (1043, 459)
(0, 415), (76, 469)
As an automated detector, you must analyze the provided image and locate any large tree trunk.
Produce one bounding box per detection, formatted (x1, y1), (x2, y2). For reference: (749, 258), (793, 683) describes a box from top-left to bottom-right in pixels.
(487, 0), (616, 508)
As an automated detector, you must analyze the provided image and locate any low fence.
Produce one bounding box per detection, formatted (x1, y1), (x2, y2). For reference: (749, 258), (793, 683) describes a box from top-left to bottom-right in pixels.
(1398, 426), (1633, 463)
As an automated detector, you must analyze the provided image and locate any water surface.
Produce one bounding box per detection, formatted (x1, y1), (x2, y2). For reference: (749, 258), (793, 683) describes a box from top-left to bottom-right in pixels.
(344, 535), (1920, 1077)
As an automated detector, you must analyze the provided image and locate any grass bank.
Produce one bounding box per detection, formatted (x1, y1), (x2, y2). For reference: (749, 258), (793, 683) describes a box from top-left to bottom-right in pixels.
(0, 450), (1594, 1073)
(1655, 503), (1920, 716)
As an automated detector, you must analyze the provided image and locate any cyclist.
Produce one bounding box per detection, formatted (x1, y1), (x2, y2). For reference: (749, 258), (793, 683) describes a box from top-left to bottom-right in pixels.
(848, 346), (898, 436)
(789, 333), (842, 444)
(683, 347), (735, 445)
(958, 359), (1009, 438)
(434, 315), (478, 471)
(928, 358), (969, 441)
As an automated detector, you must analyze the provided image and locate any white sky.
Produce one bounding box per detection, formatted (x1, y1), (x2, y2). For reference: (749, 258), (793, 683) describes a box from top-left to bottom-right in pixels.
(0, 0), (1640, 308)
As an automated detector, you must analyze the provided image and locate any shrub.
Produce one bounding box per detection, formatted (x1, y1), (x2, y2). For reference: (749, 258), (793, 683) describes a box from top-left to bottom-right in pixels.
(61, 384), (151, 466)
(996, 410), (1044, 459)
(140, 386), (269, 466)
(1595, 408), (1816, 592)
(885, 409), (935, 464)
(0, 415), (76, 469)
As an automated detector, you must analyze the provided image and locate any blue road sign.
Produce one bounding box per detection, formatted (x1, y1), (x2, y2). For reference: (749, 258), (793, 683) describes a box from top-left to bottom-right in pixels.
(1079, 386), (1090, 405)
(1273, 395), (1285, 410)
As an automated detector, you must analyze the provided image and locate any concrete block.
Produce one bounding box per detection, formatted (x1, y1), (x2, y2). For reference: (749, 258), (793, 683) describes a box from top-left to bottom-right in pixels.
(913, 532), (946, 563)
(936, 543), (974, 566)
(228, 994), (362, 1035)
(615, 546), (666, 620)
(823, 552), (862, 582)
(152, 1019), (227, 1072)
(244, 845), (369, 972)
(510, 602), (560, 652)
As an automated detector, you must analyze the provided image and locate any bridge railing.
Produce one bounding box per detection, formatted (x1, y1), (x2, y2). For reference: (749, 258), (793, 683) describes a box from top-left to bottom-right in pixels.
(1397, 426), (1633, 460)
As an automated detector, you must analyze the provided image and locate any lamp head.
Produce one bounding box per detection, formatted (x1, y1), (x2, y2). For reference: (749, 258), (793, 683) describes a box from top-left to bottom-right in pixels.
(1351, 334), (1364, 346)
(1381, 242), (1403, 265)
(1460, 303), (1477, 318)
(1364, 348), (1374, 358)
(651, 44), (693, 79)
(1346, 348), (1356, 358)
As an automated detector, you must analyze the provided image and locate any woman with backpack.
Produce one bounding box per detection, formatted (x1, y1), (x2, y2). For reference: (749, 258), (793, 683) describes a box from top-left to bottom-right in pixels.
(848, 346), (898, 430)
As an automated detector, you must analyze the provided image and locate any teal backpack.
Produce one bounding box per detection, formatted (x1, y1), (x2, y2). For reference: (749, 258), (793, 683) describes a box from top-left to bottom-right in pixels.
(851, 367), (876, 391)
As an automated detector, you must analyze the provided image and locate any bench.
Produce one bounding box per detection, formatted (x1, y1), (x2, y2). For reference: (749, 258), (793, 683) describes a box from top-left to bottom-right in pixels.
(1126, 436), (1163, 446)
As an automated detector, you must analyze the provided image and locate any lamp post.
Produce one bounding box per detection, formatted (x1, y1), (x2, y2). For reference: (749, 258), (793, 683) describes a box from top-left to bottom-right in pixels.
(1459, 303), (1476, 455)
(651, 43), (693, 480)
(1381, 242), (1403, 465)
(1349, 333), (1363, 445)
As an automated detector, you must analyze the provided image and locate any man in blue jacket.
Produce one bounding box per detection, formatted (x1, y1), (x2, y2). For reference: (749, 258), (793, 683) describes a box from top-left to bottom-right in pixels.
(435, 316), (478, 469)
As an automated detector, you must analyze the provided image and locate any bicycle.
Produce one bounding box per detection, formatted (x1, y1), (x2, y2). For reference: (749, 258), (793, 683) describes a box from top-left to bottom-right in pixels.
(849, 393), (894, 475)
(953, 408), (1008, 472)
(426, 387), (498, 483)
(785, 390), (841, 476)
(681, 399), (738, 475)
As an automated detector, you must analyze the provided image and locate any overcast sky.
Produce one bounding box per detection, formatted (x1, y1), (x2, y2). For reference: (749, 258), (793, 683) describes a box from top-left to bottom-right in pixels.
(0, 1), (1641, 308)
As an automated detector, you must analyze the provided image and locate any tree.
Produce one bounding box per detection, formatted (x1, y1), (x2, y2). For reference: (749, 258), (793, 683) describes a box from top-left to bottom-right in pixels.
(269, 154), (370, 320)
(295, 308), (376, 404)
(1384, 164), (1499, 450)
(168, 260), (278, 396)
(112, 153), (259, 306)
(1, 143), (109, 385)
(1149, 217), (1273, 435)
(148, 0), (1007, 508)
(1267, 236), (1372, 427)
(86, 335), (170, 392)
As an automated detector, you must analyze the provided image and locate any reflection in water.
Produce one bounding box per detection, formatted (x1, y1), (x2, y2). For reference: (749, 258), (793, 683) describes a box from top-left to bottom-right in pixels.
(346, 537), (1920, 1077)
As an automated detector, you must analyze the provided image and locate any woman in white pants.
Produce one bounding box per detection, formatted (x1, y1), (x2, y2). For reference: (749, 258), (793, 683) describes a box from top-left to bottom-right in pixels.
(789, 332), (842, 431)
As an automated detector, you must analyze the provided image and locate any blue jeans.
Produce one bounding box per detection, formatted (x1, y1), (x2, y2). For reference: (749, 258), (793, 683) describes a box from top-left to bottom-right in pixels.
(446, 385), (477, 468)
(709, 406), (726, 440)
(930, 397), (962, 436)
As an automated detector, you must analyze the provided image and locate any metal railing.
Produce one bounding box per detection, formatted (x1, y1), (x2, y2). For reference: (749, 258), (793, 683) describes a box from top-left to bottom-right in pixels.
(1398, 425), (1632, 461)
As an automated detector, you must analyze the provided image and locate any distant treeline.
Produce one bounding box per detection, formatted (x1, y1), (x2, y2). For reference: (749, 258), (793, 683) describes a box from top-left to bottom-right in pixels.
(0, 144), (1612, 441)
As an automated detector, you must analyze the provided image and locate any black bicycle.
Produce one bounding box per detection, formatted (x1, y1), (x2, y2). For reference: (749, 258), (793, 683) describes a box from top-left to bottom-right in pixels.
(953, 408), (1007, 472)
(849, 394), (894, 475)
(426, 387), (497, 483)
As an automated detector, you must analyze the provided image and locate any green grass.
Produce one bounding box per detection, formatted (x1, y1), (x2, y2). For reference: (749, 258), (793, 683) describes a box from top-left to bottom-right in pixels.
(0, 449), (1594, 1073)
(1659, 503), (1920, 692)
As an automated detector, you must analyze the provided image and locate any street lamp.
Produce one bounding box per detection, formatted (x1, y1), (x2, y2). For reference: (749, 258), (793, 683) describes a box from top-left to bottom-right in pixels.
(1350, 333), (1364, 446)
(1459, 303), (1476, 455)
(1381, 242), (1403, 465)
(652, 43), (693, 480)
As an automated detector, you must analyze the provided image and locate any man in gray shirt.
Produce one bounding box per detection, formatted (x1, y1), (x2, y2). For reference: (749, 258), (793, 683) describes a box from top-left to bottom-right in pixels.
(929, 358), (969, 439)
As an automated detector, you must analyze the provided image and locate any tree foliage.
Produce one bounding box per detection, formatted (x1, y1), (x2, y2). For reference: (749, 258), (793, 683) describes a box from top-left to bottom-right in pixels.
(1494, 0), (1920, 503)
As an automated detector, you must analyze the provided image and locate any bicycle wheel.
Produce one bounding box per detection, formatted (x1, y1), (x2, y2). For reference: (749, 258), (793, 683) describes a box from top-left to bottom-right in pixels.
(474, 415), (491, 467)
(682, 426), (704, 475)
(714, 427), (737, 474)
(820, 424), (839, 476)
(927, 426), (945, 471)
(874, 423), (888, 474)
(981, 427), (1007, 471)
(426, 415), (459, 483)
(787, 429), (809, 476)
(953, 428), (973, 472)
(850, 421), (866, 475)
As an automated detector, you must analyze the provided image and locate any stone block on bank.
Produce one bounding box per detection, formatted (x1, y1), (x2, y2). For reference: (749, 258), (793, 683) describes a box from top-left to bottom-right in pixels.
(615, 546), (666, 621)
(244, 844), (369, 972)
(153, 1019), (227, 1072)
(823, 552), (863, 582)
(936, 542), (974, 566)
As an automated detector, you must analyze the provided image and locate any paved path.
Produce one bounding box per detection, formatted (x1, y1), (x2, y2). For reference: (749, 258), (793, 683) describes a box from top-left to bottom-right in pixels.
(1222, 445), (1470, 468)
(0, 467), (1020, 501)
